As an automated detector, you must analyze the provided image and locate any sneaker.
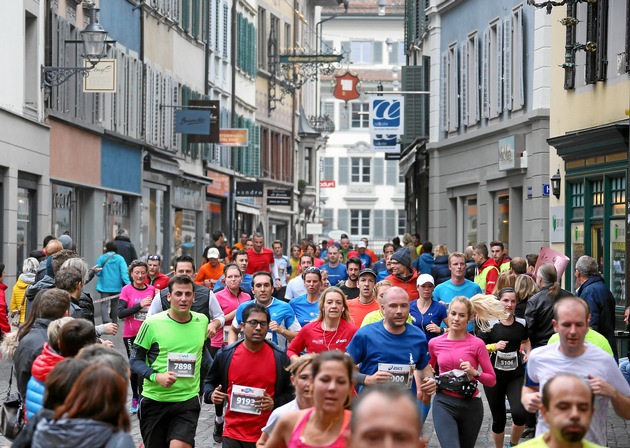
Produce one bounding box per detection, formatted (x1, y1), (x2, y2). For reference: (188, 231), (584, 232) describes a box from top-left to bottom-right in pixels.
(213, 419), (224, 443)
(130, 398), (139, 414)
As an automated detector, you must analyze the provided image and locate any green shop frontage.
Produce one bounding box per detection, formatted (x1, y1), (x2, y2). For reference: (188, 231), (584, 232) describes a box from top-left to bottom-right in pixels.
(549, 122), (629, 355)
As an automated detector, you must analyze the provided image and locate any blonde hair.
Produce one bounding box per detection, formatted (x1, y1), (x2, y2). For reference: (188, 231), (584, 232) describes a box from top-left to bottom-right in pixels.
(433, 244), (449, 257)
(449, 295), (508, 333)
(492, 271), (517, 295)
(374, 280), (393, 302)
(47, 316), (74, 352)
(514, 274), (539, 303)
(317, 286), (352, 322)
(286, 353), (316, 376)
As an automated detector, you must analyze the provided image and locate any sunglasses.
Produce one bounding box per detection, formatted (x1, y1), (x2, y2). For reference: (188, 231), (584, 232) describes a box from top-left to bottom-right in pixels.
(147, 255), (161, 262)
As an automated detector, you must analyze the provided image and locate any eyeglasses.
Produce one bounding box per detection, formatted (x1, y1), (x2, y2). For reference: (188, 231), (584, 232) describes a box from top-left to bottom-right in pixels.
(148, 255), (161, 262)
(245, 320), (269, 328)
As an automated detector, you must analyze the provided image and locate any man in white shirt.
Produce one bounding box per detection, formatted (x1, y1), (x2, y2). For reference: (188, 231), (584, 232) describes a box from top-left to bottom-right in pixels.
(284, 254), (313, 301)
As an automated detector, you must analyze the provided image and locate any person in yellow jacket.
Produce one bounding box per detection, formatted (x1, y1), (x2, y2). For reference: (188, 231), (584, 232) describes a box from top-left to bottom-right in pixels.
(473, 243), (500, 294)
(490, 240), (512, 272)
(10, 257), (39, 325)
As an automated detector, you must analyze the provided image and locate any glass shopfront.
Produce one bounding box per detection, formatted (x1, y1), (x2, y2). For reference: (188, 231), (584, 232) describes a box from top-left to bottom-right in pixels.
(103, 193), (131, 246)
(52, 184), (77, 242)
(140, 183), (167, 260)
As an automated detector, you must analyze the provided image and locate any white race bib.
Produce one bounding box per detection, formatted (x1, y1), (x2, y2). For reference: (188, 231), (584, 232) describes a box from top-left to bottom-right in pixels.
(378, 363), (414, 389)
(167, 353), (197, 378)
(230, 385), (265, 415)
(494, 350), (518, 371)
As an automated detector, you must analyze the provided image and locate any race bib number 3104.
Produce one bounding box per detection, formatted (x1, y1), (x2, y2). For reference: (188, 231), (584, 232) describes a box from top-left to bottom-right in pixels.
(230, 385), (265, 415)
(378, 363), (414, 389)
(167, 353), (197, 378)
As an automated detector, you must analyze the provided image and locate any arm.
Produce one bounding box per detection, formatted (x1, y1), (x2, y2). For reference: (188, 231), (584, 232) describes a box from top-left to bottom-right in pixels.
(120, 259), (131, 285)
(146, 290), (164, 317)
(588, 374), (630, 419)
(129, 343), (159, 381)
(521, 385), (541, 413)
(117, 299), (141, 319)
(263, 412), (297, 448)
(227, 322), (241, 344)
(207, 292), (226, 327)
(521, 339), (531, 363)
(286, 327), (306, 359)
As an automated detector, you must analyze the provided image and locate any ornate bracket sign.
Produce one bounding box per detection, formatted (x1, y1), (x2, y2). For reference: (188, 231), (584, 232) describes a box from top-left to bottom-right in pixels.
(333, 71), (361, 104)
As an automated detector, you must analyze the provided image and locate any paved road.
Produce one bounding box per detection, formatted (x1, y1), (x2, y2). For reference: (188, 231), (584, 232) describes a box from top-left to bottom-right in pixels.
(1, 330), (629, 447)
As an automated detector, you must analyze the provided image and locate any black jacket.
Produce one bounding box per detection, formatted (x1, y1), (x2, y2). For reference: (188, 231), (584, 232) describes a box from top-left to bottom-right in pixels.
(577, 275), (618, 359)
(13, 318), (51, 398)
(431, 256), (451, 285)
(203, 339), (293, 409)
(114, 236), (137, 266)
(524, 286), (572, 349)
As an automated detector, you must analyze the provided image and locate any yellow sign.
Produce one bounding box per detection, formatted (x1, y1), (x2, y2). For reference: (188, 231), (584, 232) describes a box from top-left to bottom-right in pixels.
(219, 129), (248, 147)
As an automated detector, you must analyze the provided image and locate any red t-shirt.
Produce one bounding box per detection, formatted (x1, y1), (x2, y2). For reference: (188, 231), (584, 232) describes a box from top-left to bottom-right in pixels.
(287, 319), (357, 358)
(347, 299), (380, 328)
(224, 343), (277, 442)
(246, 248), (274, 274)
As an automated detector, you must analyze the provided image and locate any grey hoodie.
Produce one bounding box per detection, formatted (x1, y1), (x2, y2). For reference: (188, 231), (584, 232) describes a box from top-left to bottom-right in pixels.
(32, 418), (135, 448)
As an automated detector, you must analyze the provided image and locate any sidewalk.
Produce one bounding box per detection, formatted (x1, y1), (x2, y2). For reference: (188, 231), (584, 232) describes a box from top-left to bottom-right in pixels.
(1, 331), (629, 447)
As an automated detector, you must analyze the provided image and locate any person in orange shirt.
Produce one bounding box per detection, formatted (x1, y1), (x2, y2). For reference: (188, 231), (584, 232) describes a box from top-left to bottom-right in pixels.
(347, 269), (380, 328)
(361, 238), (379, 264)
(195, 248), (225, 288)
(233, 232), (249, 251)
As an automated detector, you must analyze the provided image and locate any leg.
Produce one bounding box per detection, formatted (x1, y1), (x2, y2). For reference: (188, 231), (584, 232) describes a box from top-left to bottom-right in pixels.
(109, 296), (119, 324)
(432, 393), (462, 448)
(458, 397), (484, 448)
(166, 396), (201, 448)
(483, 379), (508, 448)
(506, 374), (528, 444)
(138, 397), (170, 448)
(100, 293), (112, 324)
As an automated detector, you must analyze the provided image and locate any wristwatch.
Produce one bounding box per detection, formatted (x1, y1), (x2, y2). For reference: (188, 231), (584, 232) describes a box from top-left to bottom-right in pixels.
(474, 370), (481, 378)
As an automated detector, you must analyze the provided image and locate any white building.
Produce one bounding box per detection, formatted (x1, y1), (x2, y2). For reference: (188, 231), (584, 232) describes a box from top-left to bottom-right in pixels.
(318, 0), (407, 250)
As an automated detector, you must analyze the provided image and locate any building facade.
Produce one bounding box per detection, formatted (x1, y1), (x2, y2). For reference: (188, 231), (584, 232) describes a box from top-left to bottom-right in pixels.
(425, 0), (551, 257)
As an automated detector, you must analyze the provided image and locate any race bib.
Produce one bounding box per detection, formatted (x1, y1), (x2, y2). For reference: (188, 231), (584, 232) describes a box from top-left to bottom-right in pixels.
(134, 307), (148, 322)
(265, 331), (273, 342)
(167, 353), (197, 378)
(494, 350), (518, 371)
(230, 385), (265, 415)
(378, 363), (414, 389)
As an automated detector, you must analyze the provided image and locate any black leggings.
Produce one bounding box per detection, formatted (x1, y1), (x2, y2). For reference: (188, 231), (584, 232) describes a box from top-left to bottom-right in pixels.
(124, 336), (142, 399)
(432, 392), (483, 448)
(483, 370), (527, 433)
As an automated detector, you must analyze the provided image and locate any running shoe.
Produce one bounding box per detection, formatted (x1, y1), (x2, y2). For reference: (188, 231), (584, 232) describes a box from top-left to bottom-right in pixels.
(213, 419), (224, 443)
(130, 398), (139, 414)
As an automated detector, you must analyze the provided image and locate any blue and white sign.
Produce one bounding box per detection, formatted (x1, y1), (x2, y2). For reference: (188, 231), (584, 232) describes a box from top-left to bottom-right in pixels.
(371, 134), (398, 153)
(542, 184), (550, 196)
(175, 110), (211, 135)
(370, 96), (404, 135)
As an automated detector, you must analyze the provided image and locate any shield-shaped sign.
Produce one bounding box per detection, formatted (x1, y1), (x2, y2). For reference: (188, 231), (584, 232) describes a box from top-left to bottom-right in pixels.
(333, 71), (360, 102)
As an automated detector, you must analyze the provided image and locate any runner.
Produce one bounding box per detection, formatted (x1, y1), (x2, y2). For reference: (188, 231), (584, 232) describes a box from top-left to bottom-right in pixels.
(289, 267), (323, 326)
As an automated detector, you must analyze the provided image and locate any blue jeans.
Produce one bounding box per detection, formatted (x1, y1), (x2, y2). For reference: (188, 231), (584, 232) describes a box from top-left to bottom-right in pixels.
(620, 359), (630, 386)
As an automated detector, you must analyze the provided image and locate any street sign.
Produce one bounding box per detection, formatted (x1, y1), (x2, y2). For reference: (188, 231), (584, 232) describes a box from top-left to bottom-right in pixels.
(236, 182), (263, 197)
(219, 129), (249, 146)
(542, 183), (550, 196)
(266, 188), (292, 206)
(279, 54), (343, 63)
(187, 100), (220, 143)
(320, 180), (336, 188)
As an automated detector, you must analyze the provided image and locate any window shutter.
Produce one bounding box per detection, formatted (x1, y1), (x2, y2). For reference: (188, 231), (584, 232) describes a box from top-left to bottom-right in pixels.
(503, 17), (513, 111)
(440, 51), (449, 131)
(513, 9), (524, 110)
(373, 41), (383, 64)
(322, 209), (333, 234)
(460, 41), (468, 126)
(339, 105), (349, 131)
(374, 209), (384, 238)
(373, 157), (384, 185)
(385, 210), (396, 237)
(386, 160), (397, 186)
(472, 34), (480, 123)
(323, 157), (334, 180)
(482, 30), (489, 119)
(449, 46), (459, 131)
(338, 157), (349, 185)
(389, 43), (398, 65)
(338, 209), (349, 233)
(495, 21), (503, 115)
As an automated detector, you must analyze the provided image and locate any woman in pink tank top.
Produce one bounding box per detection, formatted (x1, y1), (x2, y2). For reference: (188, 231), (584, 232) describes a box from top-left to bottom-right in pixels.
(264, 351), (354, 448)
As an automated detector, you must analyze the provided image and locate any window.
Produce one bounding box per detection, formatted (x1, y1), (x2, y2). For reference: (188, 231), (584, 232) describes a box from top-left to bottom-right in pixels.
(495, 192), (509, 246)
(284, 23), (291, 53)
(592, 179), (604, 218)
(350, 210), (370, 236)
(351, 157), (371, 183)
(508, 7), (525, 111)
(350, 41), (374, 64)
(571, 182), (585, 219)
(351, 102), (369, 128)
(461, 33), (479, 126)
(440, 45), (459, 132)
(389, 41), (405, 65)
(321, 209), (333, 234)
(223, 3), (229, 59)
(465, 196), (477, 246)
(258, 8), (266, 68)
(215, 0), (221, 52)
(483, 20), (502, 118)
(323, 157), (334, 180)
(611, 177), (626, 216)
(398, 209), (407, 236)
(269, 15), (279, 71)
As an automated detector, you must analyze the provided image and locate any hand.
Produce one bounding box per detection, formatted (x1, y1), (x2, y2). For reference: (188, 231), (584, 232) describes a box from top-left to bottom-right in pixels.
(211, 385), (228, 405)
(459, 359), (477, 379)
(207, 323), (219, 338)
(101, 339), (115, 348)
(156, 372), (178, 388)
(522, 391), (541, 413)
(588, 374), (617, 398)
(140, 296), (153, 307)
(365, 371), (393, 385)
(275, 279), (282, 288)
(420, 377), (437, 395)
(495, 340), (508, 351)
(522, 352), (529, 363)
(102, 322), (118, 335)
(91, 265), (102, 273)
(204, 280), (213, 288)
(257, 392), (274, 412)
(268, 321), (281, 334)
(625, 307), (629, 325)
(425, 323), (442, 334)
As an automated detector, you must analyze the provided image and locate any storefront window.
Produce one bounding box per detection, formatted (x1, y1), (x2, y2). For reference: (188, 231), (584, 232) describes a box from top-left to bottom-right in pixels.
(465, 196), (477, 246)
(205, 200), (223, 249)
(610, 219), (626, 306)
(140, 186), (166, 260)
(571, 182), (584, 220)
(17, 188), (34, 274)
(570, 223), (585, 292)
(104, 193), (131, 245)
(495, 192), (509, 246)
(591, 179), (604, 218)
(52, 184), (75, 238)
(173, 209), (197, 260)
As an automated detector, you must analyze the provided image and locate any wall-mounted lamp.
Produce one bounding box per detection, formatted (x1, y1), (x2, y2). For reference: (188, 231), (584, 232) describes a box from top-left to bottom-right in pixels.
(377, 0), (386, 16)
(41, 4), (111, 87)
(551, 169), (562, 200)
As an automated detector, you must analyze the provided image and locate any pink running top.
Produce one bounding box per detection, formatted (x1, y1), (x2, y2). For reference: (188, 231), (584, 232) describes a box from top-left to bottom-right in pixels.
(288, 408), (351, 448)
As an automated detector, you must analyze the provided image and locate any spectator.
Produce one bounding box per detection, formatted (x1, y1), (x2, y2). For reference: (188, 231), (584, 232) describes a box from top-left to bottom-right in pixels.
(114, 228), (138, 266)
(0, 263), (10, 337)
(430, 245), (450, 285)
(413, 241), (434, 275)
(95, 241), (130, 325)
(10, 258), (39, 326)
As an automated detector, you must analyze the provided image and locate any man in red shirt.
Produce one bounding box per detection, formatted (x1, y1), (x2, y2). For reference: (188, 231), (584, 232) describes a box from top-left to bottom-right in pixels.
(145, 255), (170, 290)
(204, 303), (293, 446)
(246, 233), (274, 274)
